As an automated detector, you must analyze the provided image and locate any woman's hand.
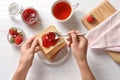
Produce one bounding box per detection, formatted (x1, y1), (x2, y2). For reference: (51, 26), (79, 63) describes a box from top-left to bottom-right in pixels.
(19, 36), (40, 67)
(66, 30), (96, 80)
(12, 36), (40, 80)
(66, 30), (88, 62)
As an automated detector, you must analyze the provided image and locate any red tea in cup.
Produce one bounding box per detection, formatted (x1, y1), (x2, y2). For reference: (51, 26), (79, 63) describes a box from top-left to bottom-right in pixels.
(52, 2), (72, 21)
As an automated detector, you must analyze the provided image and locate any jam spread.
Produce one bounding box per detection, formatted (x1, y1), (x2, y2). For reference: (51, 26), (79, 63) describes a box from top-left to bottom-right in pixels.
(42, 32), (59, 48)
(22, 8), (38, 25)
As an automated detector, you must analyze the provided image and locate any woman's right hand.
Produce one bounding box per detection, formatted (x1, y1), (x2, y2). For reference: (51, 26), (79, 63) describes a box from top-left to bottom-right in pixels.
(66, 31), (96, 80)
(66, 30), (88, 62)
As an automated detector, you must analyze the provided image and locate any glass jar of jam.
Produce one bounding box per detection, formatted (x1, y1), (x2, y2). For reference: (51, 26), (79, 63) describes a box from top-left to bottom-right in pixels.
(8, 2), (40, 25)
(21, 8), (39, 25)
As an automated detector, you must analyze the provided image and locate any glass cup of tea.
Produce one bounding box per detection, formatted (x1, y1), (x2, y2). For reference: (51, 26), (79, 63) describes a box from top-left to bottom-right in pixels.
(8, 2), (40, 25)
(51, 0), (79, 22)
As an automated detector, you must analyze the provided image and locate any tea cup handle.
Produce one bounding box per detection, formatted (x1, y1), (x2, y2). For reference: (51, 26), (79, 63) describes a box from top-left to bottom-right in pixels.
(72, 3), (79, 9)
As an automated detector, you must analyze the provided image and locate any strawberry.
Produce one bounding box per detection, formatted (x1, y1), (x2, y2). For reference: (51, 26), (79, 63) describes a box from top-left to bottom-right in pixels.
(11, 35), (17, 38)
(87, 15), (95, 23)
(9, 27), (18, 36)
(15, 35), (23, 45)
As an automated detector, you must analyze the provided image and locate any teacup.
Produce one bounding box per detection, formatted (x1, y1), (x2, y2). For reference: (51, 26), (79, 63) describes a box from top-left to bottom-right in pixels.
(51, 0), (79, 22)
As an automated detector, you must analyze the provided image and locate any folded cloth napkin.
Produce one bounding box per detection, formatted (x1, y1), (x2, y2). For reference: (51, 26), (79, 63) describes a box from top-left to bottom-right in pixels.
(86, 11), (120, 52)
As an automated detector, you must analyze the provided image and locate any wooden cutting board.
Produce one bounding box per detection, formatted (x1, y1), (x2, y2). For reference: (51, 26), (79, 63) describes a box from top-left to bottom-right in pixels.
(81, 0), (120, 63)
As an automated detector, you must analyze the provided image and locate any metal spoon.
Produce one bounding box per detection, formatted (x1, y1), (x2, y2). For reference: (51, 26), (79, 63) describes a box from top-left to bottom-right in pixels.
(54, 32), (85, 39)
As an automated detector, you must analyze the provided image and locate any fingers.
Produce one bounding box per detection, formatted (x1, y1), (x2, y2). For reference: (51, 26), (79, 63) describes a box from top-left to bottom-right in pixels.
(30, 38), (39, 50)
(71, 31), (78, 44)
(67, 30), (78, 47)
(78, 35), (88, 45)
(67, 41), (71, 47)
(24, 36), (40, 51)
(65, 36), (71, 47)
(21, 36), (35, 49)
(65, 31), (72, 47)
(67, 30), (85, 46)
(78, 34), (87, 41)
(34, 46), (41, 53)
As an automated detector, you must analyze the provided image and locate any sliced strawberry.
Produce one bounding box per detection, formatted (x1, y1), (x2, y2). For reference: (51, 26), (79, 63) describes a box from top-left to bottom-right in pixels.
(15, 35), (23, 45)
(9, 27), (18, 36)
(87, 15), (95, 23)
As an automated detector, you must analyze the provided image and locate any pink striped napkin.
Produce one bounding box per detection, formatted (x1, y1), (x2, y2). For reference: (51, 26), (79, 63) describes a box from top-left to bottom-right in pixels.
(86, 11), (120, 52)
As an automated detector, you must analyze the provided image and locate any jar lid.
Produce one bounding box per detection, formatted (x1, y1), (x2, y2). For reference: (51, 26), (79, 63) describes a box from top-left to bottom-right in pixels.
(8, 2), (21, 17)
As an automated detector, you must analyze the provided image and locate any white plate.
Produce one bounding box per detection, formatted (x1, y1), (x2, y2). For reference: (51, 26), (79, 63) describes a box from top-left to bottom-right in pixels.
(37, 46), (69, 65)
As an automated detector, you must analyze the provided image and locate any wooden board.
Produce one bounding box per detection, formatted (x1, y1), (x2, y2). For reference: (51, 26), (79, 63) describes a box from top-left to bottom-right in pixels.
(82, 0), (116, 29)
(81, 0), (120, 63)
(108, 51), (120, 64)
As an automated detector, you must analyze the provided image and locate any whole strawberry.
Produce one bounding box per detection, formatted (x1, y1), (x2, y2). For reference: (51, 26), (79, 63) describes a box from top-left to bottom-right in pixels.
(9, 27), (18, 36)
(15, 35), (23, 45)
(87, 15), (95, 23)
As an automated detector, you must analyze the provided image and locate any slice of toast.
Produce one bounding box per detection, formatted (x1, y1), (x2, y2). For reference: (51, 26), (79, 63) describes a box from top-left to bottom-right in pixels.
(36, 25), (66, 62)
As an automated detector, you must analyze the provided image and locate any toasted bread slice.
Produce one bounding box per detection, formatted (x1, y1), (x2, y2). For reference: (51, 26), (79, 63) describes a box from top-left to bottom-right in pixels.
(46, 42), (66, 62)
(36, 25), (66, 62)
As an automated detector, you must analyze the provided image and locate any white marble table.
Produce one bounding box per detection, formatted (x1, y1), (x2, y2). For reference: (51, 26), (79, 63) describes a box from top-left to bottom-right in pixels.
(0, 0), (120, 80)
